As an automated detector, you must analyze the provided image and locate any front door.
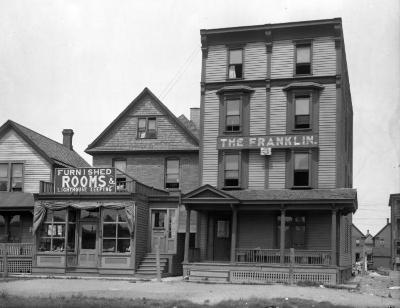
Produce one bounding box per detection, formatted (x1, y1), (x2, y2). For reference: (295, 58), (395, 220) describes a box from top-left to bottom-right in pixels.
(213, 215), (231, 261)
(151, 209), (178, 254)
(79, 222), (97, 267)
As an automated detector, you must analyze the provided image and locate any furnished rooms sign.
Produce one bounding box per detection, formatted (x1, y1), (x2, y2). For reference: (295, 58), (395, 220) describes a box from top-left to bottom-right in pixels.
(54, 168), (116, 193)
(217, 134), (318, 150)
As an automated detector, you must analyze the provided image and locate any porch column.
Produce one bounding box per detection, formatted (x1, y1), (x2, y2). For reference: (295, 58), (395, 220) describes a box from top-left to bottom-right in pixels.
(230, 205), (238, 263)
(280, 208), (286, 264)
(331, 208), (337, 266)
(4, 215), (10, 241)
(184, 206), (191, 263)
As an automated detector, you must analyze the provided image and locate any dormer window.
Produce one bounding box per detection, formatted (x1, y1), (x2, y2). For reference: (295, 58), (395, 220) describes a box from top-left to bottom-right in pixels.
(137, 117), (157, 139)
(228, 49), (243, 79)
(295, 44), (311, 75)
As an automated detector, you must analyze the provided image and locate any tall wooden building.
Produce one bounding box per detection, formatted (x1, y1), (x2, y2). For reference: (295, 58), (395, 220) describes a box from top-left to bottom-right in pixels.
(389, 193), (400, 270)
(182, 18), (357, 285)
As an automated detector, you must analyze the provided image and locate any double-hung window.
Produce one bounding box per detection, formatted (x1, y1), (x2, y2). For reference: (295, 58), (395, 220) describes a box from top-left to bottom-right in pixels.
(295, 44), (311, 75)
(293, 152), (310, 187)
(165, 158), (179, 189)
(224, 153), (240, 188)
(294, 96), (311, 129)
(113, 159), (127, 191)
(228, 49), (243, 79)
(102, 209), (130, 253)
(0, 163), (23, 192)
(137, 117), (157, 139)
(225, 99), (241, 132)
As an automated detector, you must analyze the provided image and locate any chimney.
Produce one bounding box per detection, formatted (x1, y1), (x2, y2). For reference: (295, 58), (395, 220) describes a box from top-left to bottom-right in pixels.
(190, 107), (200, 130)
(62, 129), (74, 150)
(387, 218), (389, 224)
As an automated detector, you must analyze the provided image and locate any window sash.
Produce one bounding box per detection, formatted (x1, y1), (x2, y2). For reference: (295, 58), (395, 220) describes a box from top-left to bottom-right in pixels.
(229, 49), (242, 64)
(296, 45), (311, 63)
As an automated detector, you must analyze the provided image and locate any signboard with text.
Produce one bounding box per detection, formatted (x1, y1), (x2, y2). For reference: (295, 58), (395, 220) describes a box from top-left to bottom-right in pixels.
(54, 168), (116, 193)
(217, 134), (318, 150)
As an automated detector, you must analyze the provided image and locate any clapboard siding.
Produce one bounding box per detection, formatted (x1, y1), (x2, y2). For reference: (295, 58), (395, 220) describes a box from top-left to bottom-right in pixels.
(307, 212), (331, 249)
(205, 45), (227, 83)
(198, 212), (208, 260)
(134, 199), (149, 270)
(271, 40), (294, 79)
(0, 130), (52, 193)
(237, 212), (275, 249)
(202, 91), (219, 186)
(318, 84), (337, 188)
(250, 88), (267, 135)
(269, 87), (286, 134)
(339, 213), (352, 267)
(313, 37), (336, 76)
(248, 150), (265, 189)
(268, 150), (286, 189)
(244, 42), (267, 80)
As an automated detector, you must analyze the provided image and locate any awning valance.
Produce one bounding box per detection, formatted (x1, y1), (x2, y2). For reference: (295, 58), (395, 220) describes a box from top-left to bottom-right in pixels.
(33, 200), (135, 234)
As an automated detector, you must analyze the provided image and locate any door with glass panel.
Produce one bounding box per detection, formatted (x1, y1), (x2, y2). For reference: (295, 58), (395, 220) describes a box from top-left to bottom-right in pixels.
(78, 209), (99, 267)
(151, 209), (177, 254)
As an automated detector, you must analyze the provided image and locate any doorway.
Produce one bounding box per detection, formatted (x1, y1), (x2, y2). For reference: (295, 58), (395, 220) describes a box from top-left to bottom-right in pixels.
(151, 209), (178, 254)
(213, 214), (231, 261)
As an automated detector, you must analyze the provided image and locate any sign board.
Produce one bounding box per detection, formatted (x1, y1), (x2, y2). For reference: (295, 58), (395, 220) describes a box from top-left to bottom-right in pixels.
(217, 134), (318, 150)
(54, 168), (116, 193)
(260, 147), (271, 155)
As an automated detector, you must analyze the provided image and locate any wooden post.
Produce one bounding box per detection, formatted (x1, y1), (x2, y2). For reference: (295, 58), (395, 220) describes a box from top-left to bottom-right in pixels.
(184, 207), (191, 263)
(3, 243), (8, 278)
(155, 240), (161, 282)
(280, 208), (286, 264)
(289, 248), (294, 285)
(230, 205), (238, 263)
(331, 208), (337, 266)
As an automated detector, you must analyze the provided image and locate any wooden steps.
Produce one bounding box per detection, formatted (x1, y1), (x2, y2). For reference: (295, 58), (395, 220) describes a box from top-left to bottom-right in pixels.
(135, 253), (169, 278)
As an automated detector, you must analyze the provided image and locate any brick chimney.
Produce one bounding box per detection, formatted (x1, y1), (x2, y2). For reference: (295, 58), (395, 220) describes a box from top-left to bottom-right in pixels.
(190, 107), (200, 130)
(62, 129), (74, 150)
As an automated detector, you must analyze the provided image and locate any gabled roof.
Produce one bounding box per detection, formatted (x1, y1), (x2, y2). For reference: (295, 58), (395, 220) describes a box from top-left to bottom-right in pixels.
(373, 222), (391, 239)
(0, 120), (90, 168)
(86, 87), (199, 152)
(178, 114), (199, 138)
(352, 224), (365, 237)
(182, 184), (239, 204)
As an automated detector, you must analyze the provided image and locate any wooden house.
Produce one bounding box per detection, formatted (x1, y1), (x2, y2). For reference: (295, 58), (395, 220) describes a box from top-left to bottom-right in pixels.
(0, 120), (90, 274)
(372, 219), (391, 269)
(389, 193), (400, 270)
(181, 18), (357, 285)
(351, 224), (365, 264)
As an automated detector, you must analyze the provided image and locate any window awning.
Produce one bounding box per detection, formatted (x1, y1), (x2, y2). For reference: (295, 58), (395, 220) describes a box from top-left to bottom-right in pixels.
(33, 200), (135, 234)
(0, 192), (34, 209)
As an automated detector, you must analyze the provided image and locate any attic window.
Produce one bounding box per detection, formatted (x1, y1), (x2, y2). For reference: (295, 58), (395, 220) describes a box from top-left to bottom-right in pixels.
(137, 117), (157, 139)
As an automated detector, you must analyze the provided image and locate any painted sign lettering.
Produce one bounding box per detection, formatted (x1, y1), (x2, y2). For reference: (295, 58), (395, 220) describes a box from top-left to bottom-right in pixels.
(217, 134), (318, 150)
(54, 168), (116, 193)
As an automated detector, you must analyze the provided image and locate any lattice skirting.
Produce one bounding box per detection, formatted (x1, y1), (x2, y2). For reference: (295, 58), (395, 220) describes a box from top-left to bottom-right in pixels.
(0, 259), (32, 274)
(231, 270), (336, 285)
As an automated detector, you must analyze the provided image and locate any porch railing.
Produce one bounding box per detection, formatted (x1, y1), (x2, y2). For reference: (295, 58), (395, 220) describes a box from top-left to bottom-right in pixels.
(235, 248), (332, 266)
(0, 243), (33, 275)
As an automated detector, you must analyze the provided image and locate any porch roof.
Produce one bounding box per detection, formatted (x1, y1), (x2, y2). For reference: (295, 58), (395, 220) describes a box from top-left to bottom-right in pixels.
(0, 192), (34, 209)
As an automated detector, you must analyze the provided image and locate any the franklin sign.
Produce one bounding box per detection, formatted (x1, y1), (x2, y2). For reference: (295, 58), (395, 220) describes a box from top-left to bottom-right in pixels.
(54, 168), (116, 193)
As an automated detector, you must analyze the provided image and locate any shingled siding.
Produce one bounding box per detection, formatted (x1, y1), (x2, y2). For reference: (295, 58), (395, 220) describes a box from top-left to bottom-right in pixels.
(250, 88), (267, 135)
(318, 84), (337, 188)
(205, 45), (227, 83)
(237, 212), (275, 249)
(93, 153), (198, 193)
(0, 130), (52, 193)
(269, 87), (286, 134)
(95, 95), (198, 151)
(313, 37), (336, 76)
(202, 90), (219, 186)
(244, 42), (267, 80)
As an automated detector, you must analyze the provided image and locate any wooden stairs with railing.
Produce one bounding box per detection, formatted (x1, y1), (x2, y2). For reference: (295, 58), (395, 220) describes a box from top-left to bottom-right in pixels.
(136, 253), (169, 278)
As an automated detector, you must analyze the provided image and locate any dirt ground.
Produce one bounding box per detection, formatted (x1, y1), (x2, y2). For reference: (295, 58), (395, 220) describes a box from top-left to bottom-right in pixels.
(0, 272), (399, 307)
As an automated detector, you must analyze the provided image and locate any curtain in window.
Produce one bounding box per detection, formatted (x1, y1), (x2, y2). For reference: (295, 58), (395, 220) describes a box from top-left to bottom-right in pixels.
(33, 200), (135, 234)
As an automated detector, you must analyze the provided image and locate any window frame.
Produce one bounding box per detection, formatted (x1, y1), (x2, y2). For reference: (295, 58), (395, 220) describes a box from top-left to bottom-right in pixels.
(294, 41), (312, 76)
(102, 209), (131, 254)
(222, 95), (243, 134)
(227, 48), (244, 80)
(113, 158), (127, 191)
(165, 158), (180, 189)
(0, 161), (24, 192)
(38, 210), (67, 253)
(294, 95), (311, 130)
(223, 151), (241, 189)
(137, 117), (157, 139)
(289, 150), (314, 189)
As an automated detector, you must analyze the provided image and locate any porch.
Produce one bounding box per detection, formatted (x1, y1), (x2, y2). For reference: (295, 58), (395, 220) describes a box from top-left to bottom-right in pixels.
(0, 243), (33, 275)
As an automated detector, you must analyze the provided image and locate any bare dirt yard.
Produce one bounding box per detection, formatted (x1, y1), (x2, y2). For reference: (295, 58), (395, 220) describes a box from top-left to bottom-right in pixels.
(0, 271), (399, 307)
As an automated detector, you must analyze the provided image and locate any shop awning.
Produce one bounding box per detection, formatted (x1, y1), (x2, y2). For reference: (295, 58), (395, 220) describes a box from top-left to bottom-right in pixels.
(0, 192), (34, 209)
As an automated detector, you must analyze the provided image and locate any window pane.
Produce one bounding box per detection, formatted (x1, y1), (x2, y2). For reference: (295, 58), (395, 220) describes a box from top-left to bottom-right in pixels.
(118, 223), (130, 238)
(103, 224), (116, 237)
(81, 224), (97, 249)
(167, 159), (179, 173)
(117, 210), (127, 223)
(103, 239), (116, 253)
(294, 153), (309, 170)
(38, 238), (51, 252)
(153, 211), (166, 228)
(117, 239), (131, 253)
(103, 209), (117, 222)
(226, 100), (240, 115)
(138, 118), (146, 129)
(295, 97), (310, 115)
(148, 118), (156, 130)
(114, 160), (126, 173)
(53, 210), (66, 222)
(0, 164), (8, 177)
(294, 171), (309, 186)
(11, 164), (23, 177)
(296, 45), (310, 63)
(226, 115), (240, 126)
(225, 154), (239, 170)
(80, 209), (99, 220)
(229, 49), (242, 64)
(225, 170), (239, 179)
(53, 238), (65, 252)
(54, 224), (65, 237)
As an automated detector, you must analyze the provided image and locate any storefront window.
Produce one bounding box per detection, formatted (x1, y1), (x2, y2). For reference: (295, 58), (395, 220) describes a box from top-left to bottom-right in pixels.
(102, 209), (130, 253)
(38, 210), (66, 252)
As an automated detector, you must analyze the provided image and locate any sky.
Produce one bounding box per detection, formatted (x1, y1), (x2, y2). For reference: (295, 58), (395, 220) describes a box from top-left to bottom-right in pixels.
(0, 0), (399, 235)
